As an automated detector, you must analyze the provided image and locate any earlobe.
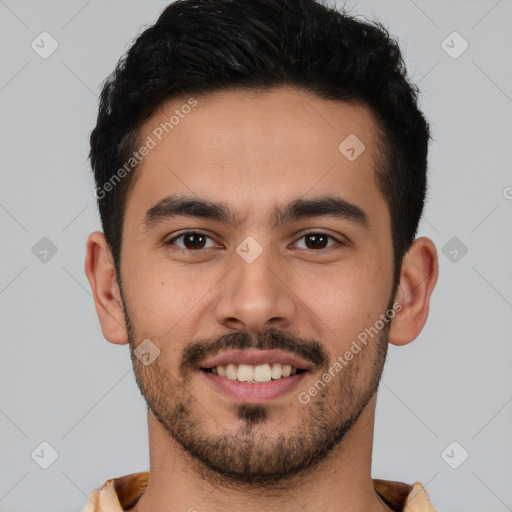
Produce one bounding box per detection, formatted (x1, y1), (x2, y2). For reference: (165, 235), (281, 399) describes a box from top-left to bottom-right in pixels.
(388, 237), (438, 347)
(84, 231), (129, 345)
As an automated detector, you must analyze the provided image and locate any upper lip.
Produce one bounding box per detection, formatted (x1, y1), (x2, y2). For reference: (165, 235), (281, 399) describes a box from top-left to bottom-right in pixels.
(200, 349), (312, 371)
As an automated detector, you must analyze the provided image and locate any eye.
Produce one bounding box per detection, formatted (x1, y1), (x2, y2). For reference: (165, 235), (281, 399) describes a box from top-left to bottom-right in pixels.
(165, 230), (344, 253)
(293, 231), (342, 251)
(166, 231), (218, 251)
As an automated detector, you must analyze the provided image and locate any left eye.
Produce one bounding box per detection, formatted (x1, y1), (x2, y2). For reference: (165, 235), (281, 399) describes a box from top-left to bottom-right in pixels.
(166, 231), (340, 251)
(294, 232), (339, 250)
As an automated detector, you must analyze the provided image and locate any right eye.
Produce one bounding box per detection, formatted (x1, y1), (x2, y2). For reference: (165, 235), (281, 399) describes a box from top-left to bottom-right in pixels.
(165, 231), (219, 252)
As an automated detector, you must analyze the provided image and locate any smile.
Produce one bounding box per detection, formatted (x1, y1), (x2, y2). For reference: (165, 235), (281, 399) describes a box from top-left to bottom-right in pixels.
(202, 363), (306, 382)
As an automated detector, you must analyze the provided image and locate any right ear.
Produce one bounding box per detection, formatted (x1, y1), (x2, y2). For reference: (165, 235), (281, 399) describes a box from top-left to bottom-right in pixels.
(84, 231), (129, 345)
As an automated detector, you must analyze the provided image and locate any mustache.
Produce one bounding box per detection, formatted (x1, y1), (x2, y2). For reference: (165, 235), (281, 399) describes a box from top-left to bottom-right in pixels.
(180, 327), (329, 377)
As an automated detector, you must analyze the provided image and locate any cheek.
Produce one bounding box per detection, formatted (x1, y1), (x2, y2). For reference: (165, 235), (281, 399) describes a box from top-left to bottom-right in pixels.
(295, 260), (390, 345)
(122, 252), (221, 332)
(121, 254), (174, 329)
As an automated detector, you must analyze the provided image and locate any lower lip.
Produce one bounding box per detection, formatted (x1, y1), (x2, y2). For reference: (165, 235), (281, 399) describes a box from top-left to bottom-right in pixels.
(199, 370), (308, 403)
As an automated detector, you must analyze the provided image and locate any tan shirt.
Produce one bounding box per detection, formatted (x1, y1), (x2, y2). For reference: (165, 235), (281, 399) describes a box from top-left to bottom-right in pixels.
(83, 471), (436, 511)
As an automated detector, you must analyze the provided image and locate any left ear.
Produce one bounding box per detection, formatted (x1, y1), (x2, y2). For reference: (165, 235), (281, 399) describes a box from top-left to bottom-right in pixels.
(388, 236), (438, 346)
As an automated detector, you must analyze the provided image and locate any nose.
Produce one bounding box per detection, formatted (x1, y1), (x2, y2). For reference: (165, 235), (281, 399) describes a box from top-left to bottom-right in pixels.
(214, 246), (296, 334)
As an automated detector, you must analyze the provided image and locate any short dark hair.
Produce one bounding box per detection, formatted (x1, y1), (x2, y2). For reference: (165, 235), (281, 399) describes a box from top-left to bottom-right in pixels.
(89, 0), (430, 293)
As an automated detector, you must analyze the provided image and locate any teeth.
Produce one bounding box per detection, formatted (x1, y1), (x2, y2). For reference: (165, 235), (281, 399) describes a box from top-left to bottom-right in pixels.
(271, 363), (282, 379)
(237, 364), (253, 382)
(209, 363), (300, 382)
(254, 363), (272, 382)
(225, 363), (238, 380)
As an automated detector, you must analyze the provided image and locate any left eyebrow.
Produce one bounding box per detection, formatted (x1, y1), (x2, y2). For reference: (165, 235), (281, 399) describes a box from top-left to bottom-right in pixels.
(272, 195), (370, 230)
(142, 194), (370, 231)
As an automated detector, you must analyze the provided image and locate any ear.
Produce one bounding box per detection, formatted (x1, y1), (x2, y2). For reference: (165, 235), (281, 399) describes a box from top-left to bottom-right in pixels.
(84, 231), (129, 345)
(388, 237), (438, 346)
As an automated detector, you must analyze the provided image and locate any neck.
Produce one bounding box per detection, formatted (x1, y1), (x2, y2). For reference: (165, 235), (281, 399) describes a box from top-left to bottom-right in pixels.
(130, 395), (392, 512)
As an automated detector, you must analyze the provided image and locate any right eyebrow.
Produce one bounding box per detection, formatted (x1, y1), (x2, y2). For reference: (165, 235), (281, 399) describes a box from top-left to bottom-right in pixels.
(142, 195), (242, 230)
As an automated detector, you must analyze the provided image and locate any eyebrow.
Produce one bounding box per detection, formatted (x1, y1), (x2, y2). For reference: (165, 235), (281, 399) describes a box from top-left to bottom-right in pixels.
(142, 194), (370, 231)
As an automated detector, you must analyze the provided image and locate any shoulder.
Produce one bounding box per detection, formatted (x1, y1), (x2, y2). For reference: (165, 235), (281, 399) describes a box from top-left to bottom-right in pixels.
(373, 478), (436, 511)
(83, 472), (149, 512)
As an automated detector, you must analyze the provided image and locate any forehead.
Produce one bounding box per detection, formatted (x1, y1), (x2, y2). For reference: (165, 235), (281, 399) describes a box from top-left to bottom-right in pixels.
(127, 86), (388, 229)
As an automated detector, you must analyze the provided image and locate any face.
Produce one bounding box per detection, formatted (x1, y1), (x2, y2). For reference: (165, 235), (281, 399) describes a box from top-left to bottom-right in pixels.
(118, 86), (395, 485)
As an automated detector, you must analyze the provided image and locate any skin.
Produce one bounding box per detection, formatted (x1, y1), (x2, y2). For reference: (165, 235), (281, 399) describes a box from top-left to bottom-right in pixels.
(85, 86), (438, 512)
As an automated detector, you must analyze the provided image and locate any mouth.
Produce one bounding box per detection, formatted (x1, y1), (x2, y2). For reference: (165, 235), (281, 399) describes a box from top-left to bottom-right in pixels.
(201, 363), (307, 382)
(198, 350), (311, 403)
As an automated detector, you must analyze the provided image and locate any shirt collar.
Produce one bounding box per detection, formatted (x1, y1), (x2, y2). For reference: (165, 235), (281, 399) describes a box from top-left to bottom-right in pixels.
(84, 471), (436, 512)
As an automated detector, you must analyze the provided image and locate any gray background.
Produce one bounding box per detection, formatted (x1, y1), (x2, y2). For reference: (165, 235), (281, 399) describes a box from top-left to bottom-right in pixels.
(1, 0), (511, 510)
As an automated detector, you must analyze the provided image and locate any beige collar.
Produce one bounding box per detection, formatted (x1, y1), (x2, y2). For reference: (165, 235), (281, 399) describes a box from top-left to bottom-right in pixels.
(84, 472), (436, 512)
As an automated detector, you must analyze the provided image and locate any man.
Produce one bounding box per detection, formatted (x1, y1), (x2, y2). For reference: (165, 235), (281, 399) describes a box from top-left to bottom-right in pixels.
(84, 0), (439, 510)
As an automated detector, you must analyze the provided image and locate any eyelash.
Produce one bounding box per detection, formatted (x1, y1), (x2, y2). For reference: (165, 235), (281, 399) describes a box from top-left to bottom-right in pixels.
(165, 230), (344, 253)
